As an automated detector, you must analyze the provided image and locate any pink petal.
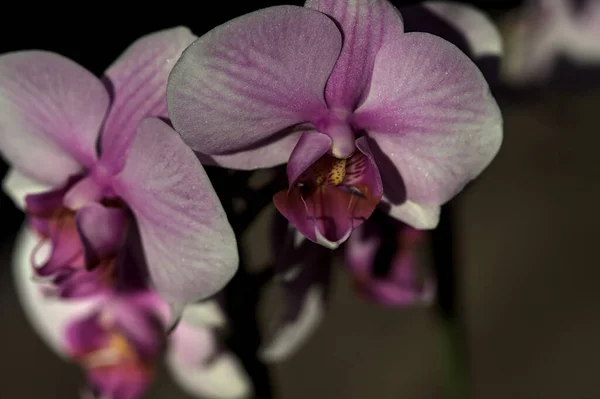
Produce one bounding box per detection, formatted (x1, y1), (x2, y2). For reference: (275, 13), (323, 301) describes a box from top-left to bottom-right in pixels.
(354, 32), (502, 205)
(98, 27), (196, 174)
(345, 221), (381, 276)
(286, 131), (332, 185)
(304, 0), (404, 109)
(12, 226), (98, 356)
(113, 118), (238, 304)
(272, 131), (331, 244)
(167, 6), (341, 155)
(75, 203), (128, 268)
(0, 51), (109, 185)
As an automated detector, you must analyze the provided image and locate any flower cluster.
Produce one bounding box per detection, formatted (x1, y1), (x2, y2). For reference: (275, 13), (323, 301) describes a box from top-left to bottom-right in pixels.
(1, 0), (507, 398)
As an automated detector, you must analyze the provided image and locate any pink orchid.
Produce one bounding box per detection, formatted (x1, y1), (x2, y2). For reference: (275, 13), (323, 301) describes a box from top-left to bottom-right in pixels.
(0, 27), (238, 306)
(14, 226), (251, 399)
(346, 212), (435, 307)
(167, 0), (503, 248)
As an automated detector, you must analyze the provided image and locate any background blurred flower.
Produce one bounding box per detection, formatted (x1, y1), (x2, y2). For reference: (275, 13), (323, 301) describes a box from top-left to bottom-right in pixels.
(501, 0), (600, 85)
(346, 211), (435, 307)
(13, 226), (252, 399)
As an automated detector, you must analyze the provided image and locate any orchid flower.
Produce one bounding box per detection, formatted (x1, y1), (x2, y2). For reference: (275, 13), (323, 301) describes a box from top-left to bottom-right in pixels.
(167, 0), (503, 249)
(13, 226), (251, 399)
(346, 212), (435, 306)
(501, 0), (600, 85)
(0, 27), (238, 306)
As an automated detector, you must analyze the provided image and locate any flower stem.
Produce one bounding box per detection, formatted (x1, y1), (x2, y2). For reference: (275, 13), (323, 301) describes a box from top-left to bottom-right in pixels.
(431, 202), (470, 399)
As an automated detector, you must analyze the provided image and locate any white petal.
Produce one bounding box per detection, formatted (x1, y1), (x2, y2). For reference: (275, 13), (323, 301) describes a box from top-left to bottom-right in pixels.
(2, 169), (53, 210)
(181, 299), (227, 329)
(423, 1), (502, 58)
(167, 323), (251, 399)
(260, 286), (325, 362)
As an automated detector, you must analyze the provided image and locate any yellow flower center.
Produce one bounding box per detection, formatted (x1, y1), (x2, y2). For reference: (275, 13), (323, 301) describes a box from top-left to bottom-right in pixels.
(306, 156), (347, 186)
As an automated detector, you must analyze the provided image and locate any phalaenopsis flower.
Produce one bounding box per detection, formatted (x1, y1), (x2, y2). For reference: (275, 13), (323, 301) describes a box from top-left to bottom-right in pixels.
(1, 27), (241, 398)
(167, 0), (503, 248)
(346, 211), (435, 307)
(14, 227), (251, 399)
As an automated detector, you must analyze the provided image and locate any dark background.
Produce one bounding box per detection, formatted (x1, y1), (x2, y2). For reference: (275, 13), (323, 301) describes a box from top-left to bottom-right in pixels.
(3, 1), (600, 399)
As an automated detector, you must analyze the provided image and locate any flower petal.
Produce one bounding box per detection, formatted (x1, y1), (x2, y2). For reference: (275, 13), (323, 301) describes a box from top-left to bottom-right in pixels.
(167, 6), (341, 155)
(286, 131), (332, 185)
(384, 200), (440, 229)
(272, 132), (331, 244)
(167, 322), (252, 399)
(400, 1), (502, 84)
(0, 51), (109, 184)
(75, 203), (128, 269)
(113, 118), (238, 304)
(2, 168), (53, 210)
(304, 0), (404, 109)
(98, 27), (196, 174)
(12, 225), (98, 356)
(260, 223), (332, 362)
(354, 32), (502, 205)
(180, 299), (227, 329)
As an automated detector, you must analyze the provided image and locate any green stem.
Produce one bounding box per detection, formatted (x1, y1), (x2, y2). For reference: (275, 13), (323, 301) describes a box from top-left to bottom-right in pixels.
(439, 316), (469, 399)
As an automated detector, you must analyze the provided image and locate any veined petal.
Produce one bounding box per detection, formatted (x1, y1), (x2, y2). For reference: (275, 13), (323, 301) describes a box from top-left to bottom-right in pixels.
(0, 51), (109, 185)
(2, 168), (53, 210)
(75, 203), (128, 269)
(167, 6), (341, 155)
(260, 222), (332, 362)
(354, 32), (502, 205)
(304, 0), (404, 109)
(113, 118), (238, 304)
(167, 322), (252, 399)
(99, 27), (196, 174)
(12, 225), (98, 356)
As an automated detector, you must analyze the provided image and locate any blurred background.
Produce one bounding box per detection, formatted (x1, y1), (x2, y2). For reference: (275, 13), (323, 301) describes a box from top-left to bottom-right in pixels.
(1, 1), (599, 398)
